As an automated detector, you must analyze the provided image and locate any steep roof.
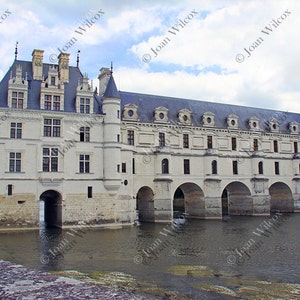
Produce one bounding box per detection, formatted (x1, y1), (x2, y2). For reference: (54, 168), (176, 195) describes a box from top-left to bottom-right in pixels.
(103, 75), (120, 99)
(119, 91), (300, 133)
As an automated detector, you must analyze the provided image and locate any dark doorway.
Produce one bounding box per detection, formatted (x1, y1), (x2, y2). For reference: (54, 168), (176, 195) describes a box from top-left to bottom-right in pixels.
(173, 187), (185, 218)
(40, 190), (62, 228)
(221, 189), (228, 215)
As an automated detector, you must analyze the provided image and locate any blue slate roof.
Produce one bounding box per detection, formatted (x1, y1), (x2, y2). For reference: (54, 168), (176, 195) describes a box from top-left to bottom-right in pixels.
(0, 60), (101, 114)
(103, 75), (120, 99)
(119, 91), (300, 133)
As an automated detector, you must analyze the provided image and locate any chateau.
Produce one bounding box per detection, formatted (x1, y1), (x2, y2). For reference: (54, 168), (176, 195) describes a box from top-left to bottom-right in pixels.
(0, 49), (299, 228)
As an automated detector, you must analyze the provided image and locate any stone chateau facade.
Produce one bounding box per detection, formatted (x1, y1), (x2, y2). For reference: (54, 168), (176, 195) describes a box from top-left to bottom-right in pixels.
(0, 49), (299, 228)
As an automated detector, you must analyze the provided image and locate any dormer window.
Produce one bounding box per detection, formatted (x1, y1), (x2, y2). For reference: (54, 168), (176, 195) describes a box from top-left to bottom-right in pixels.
(44, 95), (61, 111)
(80, 98), (90, 114)
(227, 114), (239, 129)
(123, 104), (138, 121)
(51, 76), (55, 86)
(248, 117), (260, 131)
(178, 109), (192, 125)
(289, 121), (298, 134)
(269, 118), (279, 133)
(154, 106), (168, 123)
(12, 91), (24, 109)
(202, 112), (215, 127)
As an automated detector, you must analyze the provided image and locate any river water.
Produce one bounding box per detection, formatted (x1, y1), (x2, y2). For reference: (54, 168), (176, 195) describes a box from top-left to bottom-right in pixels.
(0, 213), (299, 299)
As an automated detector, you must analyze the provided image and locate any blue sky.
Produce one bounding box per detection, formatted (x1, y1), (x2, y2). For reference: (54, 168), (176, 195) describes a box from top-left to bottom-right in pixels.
(0, 0), (299, 112)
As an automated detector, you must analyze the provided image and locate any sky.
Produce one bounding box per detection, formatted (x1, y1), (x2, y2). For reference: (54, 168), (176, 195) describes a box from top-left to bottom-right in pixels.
(0, 0), (299, 112)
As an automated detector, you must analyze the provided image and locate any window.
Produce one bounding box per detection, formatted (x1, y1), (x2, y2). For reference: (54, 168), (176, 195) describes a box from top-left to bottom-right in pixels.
(79, 154), (90, 173)
(88, 186), (92, 198)
(159, 132), (165, 147)
(233, 160), (238, 175)
(231, 137), (237, 151)
(183, 133), (189, 148)
(207, 136), (213, 149)
(43, 148), (58, 172)
(12, 91), (24, 109)
(122, 163), (126, 173)
(212, 160), (217, 174)
(44, 119), (61, 137)
(9, 152), (21, 172)
(275, 161), (279, 175)
(253, 139), (258, 151)
(117, 134), (120, 142)
(117, 164), (120, 172)
(117, 110), (120, 119)
(294, 142), (298, 153)
(162, 158), (169, 174)
(8, 184), (12, 196)
(10, 123), (22, 139)
(258, 161), (263, 174)
(80, 98), (90, 114)
(127, 130), (134, 145)
(184, 159), (190, 174)
(80, 127), (90, 142)
(273, 140), (278, 153)
(132, 158), (135, 174)
(44, 95), (61, 111)
(51, 76), (55, 86)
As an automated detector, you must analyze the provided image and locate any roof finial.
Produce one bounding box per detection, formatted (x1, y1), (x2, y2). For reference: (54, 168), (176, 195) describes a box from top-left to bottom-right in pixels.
(76, 50), (80, 67)
(110, 61), (113, 74)
(14, 41), (18, 60)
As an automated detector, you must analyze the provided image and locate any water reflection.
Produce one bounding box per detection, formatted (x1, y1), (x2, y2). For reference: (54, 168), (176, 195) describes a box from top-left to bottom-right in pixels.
(0, 214), (299, 298)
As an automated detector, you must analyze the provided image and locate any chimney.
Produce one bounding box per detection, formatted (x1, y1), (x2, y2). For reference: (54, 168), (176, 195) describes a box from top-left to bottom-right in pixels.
(58, 52), (70, 83)
(32, 49), (44, 80)
(98, 67), (111, 96)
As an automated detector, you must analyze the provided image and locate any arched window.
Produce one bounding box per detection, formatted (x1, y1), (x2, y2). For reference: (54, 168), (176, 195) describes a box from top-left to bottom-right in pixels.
(162, 158), (169, 174)
(258, 161), (263, 174)
(212, 160), (217, 174)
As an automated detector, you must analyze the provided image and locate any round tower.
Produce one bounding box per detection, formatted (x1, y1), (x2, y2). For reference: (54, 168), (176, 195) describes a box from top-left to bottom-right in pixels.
(102, 75), (122, 192)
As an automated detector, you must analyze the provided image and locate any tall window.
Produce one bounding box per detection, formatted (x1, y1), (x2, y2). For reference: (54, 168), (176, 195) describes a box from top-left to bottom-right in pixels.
(80, 98), (90, 114)
(212, 160), (217, 174)
(273, 140), (278, 153)
(275, 161), (279, 175)
(162, 158), (169, 174)
(80, 127), (90, 142)
(79, 154), (90, 173)
(8, 184), (13, 196)
(207, 136), (213, 149)
(132, 158), (135, 174)
(231, 137), (237, 151)
(44, 95), (61, 111)
(50, 76), (55, 86)
(294, 142), (298, 153)
(12, 91), (24, 109)
(9, 152), (21, 172)
(44, 119), (61, 137)
(127, 130), (134, 145)
(43, 148), (58, 172)
(184, 159), (190, 174)
(159, 132), (165, 147)
(122, 163), (126, 173)
(183, 133), (189, 148)
(233, 160), (238, 175)
(253, 139), (258, 151)
(88, 186), (93, 198)
(258, 161), (263, 174)
(10, 123), (22, 139)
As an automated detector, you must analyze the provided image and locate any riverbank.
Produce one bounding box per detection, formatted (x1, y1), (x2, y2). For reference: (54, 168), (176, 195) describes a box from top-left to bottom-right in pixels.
(0, 260), (153, 299)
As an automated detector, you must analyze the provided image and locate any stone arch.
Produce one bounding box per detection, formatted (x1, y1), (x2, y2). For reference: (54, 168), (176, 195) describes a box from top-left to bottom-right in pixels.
(40, 190), (62, 228)
(173, 182), (205, 218)
(136, 186), (155, 222)
(269, 182), (294, 212)
(222, 181), (253, 215)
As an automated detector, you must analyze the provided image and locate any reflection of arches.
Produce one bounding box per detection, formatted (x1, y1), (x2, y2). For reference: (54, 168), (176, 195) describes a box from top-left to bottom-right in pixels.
(173, 183), (204, 218)
(269, 182), (294, 212)
(136, 186), (155, 222)
(222, 182), (253, 215)
(40, 190), (62, 228)
(162, 158), (169, 174)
